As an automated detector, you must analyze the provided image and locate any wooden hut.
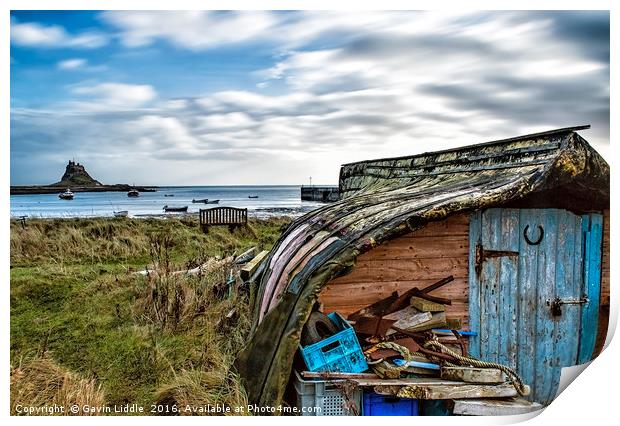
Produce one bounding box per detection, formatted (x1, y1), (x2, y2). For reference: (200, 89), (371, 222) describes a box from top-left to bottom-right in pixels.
(236, 125), (610, 409)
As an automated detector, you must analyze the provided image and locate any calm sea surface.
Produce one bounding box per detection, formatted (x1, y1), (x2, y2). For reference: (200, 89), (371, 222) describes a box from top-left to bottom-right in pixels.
(10, 186), (326, 219)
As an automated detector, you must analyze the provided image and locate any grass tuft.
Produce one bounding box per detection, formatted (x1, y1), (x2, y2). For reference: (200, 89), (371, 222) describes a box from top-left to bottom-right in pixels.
(155, 369), (249, 416)
(11, 357), (105, 415)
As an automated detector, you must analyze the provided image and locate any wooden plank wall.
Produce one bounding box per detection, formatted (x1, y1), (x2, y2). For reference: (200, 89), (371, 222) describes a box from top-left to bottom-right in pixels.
(318, 213), (470, 326)
(594, 209), (610, 356)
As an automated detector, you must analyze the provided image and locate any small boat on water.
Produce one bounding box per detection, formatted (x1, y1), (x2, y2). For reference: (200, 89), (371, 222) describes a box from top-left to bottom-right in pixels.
(113, 210), (129, 217)
(163, 205), (188, 213)
(248, 195), (259, 199)
(127, 189), (140, 197)
(192, 198), (209, 203)
(164, 194), (175, 197)
(206, 199), (220, 204)
(59, 189), (74, 200)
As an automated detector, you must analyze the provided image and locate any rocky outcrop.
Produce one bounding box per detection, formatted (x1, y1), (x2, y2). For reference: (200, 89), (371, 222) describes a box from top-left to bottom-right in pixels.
(10, 160), (158, 195)
(52, 161), (102, 187)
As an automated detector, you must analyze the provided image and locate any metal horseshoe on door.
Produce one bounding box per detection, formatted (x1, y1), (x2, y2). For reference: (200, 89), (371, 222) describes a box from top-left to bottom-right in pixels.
(524, 225), (544, 245)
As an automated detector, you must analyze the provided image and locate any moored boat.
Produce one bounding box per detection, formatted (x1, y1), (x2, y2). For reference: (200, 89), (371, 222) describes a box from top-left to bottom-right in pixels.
(59, 189), (74, 200)
(248, 195), (259, 199)
(127, 189), (140, 197)
(163, 205), (188, 213)
(206, 199), (220, 204)
(113, 210), (129, 217)
(192, 198), (209, 203)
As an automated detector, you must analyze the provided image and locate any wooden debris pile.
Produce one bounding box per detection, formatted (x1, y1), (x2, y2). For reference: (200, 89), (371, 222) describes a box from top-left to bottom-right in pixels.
(294, 275), (539, 415)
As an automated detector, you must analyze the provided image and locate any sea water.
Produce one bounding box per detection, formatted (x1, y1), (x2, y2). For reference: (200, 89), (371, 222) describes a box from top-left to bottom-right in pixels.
(10, 185), (326, 219)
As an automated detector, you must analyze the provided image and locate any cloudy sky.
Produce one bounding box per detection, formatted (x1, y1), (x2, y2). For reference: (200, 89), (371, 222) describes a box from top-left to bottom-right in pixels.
(10, 10), (609, 185)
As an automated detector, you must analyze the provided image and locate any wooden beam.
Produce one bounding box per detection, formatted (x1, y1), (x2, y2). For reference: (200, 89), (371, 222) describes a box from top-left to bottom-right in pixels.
(240, 250), (269, 281)
(445, 318), (462, 330)
(235, 246), (257, 264)
(406, 312), (447, 332)
(386, 311), (433, 335)
(374, 383), (527, 400)
(452, 398), (543, 416)
(410, 296), (446, 312)
(440, 367), (506, 384)
(383, 305), (422, 320)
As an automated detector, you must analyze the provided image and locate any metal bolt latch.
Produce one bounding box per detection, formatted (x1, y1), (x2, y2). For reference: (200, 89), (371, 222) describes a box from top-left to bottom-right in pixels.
(547, 297), (588, 317)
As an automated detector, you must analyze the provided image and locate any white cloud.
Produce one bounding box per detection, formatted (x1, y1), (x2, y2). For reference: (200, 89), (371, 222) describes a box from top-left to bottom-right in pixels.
(70, 82), (157, 109)
(130, 114), (200, 152)
(100, 11), (277, 49)
(57, 58), (87, 70)
(198, 112), (257, 131)
(11, 20), (108, 49)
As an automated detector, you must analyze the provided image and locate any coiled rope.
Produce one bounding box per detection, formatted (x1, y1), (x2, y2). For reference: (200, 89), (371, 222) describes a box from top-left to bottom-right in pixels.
(423, 338), (528, 396)
(366, 339), (528, 396)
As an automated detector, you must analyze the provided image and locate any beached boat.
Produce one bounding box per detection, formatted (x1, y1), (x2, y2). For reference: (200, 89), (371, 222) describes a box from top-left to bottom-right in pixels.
(163, 205), (188, 213)
(58, 189), (74, 200)
(127, 189), (140, 197)
(206, 199), (220, 204)
(248, 195), (259, 199)
(192, 198), (209, 203)
(113, 210), (129, 217)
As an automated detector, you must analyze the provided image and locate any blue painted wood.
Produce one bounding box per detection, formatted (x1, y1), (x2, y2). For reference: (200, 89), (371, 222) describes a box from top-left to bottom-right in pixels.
(469, 208), (590, 405)
(535, 209), (559, 403)
(499, 209), (519, 370)
(483, 209), (501, 362)
(517, 209), (539, 400)
(555, 211), (582, 369)
(578, 213), (603, 363)
(468, 211), (482, 359)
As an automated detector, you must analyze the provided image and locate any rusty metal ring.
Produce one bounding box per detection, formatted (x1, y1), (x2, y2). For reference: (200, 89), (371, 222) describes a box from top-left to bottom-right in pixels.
(523, 225), (544, 245)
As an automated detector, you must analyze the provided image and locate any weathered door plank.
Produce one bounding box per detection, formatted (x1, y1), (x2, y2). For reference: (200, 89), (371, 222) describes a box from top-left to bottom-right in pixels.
(516, 209), (538, 400)
(534, 210), (558, 403)
(578, 213), (603, 363)
(499, 209), (519, 370)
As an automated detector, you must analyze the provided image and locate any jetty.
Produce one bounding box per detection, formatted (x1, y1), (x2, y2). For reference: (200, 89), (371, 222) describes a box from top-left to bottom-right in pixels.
(300, 185), (339, 202)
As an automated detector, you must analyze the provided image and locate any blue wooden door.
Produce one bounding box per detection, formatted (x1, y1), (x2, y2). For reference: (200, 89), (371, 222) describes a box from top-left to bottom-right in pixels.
(469, 208), (602, 405)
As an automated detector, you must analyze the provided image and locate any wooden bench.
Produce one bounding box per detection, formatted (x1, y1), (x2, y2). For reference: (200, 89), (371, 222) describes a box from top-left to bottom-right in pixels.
(200, 207), (248, 233)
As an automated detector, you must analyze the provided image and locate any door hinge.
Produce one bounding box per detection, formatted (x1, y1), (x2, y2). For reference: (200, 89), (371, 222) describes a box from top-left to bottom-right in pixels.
(475, 241), (519, 276)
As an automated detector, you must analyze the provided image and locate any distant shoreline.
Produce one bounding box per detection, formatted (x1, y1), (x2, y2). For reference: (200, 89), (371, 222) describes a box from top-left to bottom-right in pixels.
(9, 207), (308, 220)
(10, 184), (159, 195)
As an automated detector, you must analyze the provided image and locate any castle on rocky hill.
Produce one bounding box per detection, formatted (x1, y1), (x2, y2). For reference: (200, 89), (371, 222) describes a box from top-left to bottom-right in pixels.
(53, 160), (102, 187)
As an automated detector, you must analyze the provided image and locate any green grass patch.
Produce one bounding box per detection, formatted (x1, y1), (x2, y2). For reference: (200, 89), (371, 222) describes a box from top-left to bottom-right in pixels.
(10, 216), (289, 411)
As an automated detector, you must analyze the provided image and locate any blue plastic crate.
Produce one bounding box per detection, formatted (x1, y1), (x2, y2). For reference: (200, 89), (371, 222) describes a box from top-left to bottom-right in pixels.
(300, 312), (368, 373)
(362, 392), (419, 416)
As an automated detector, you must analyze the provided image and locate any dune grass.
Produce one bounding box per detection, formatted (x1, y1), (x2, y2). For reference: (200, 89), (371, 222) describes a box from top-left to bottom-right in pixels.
(11, 357), (106, 416)
(10, 216), (289, 414)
